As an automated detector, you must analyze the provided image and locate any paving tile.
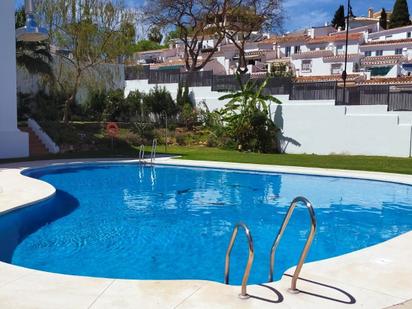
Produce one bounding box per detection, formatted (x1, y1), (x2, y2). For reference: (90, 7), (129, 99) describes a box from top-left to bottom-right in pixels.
(0, 270), (112, 309)
(90, 279), (206, 309)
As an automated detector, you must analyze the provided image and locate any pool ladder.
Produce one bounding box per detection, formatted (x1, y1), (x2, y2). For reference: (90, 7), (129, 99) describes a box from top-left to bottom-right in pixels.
(138, 145), (145, 163)
(150, 139), (158, 164)
(224, 196), (317, 299)
(138, 139), (157, 165)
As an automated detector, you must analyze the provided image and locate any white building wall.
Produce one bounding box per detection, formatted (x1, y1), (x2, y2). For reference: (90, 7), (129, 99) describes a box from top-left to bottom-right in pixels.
(0, 0), (29, 159)
(369, 25), (412, 41)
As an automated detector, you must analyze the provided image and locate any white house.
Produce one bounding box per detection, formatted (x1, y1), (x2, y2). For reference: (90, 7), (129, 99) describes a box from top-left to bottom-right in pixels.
(282, 33), (364, 77)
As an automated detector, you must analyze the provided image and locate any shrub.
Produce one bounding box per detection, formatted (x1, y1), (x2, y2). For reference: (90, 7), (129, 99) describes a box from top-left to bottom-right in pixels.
(131, 122), (155, 144)
(103, 89), (127, 122)
(143, 86), (177, 124)
(17, 91), (63, 121)
(125, 90), (144, 121)
(84, 91), (107, 121)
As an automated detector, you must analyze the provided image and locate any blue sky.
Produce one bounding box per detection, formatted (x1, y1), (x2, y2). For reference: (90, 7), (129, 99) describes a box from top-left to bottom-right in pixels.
(15, 0), (408, 32)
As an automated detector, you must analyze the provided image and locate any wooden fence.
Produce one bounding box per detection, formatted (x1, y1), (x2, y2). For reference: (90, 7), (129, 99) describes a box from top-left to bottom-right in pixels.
(180, 71), (213, 87)
(125, 65), (150, 80)
(336, 85), (389, 106)
(389, 90), (412, 111)
(336, 85), (412, 110)
(211, 74), (251, 92)
(290, 82), (337, 100)
(148, 69), (181, 84)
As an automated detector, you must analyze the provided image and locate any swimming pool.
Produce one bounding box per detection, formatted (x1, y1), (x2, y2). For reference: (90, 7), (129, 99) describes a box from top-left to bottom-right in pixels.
(0, 163), (411, 285)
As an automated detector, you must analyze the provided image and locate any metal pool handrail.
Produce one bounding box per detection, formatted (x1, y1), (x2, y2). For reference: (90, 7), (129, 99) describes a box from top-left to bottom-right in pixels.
(138, 144), (145, 163)
(224, 222), (254, 299)
(268, 196), (316, 293)
(150, 139), (157, 164)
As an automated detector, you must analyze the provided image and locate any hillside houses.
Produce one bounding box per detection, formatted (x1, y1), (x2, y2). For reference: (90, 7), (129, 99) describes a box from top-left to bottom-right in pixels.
(131, 9), (412, 85)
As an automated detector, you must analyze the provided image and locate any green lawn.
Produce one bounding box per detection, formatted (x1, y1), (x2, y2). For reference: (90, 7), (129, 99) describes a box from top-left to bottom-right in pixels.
(2, 145), (411, 175)
(160, 146), (412, 175)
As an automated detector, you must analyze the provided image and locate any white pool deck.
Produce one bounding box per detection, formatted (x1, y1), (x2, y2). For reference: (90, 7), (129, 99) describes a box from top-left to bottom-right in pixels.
(0, 158), (411, 309)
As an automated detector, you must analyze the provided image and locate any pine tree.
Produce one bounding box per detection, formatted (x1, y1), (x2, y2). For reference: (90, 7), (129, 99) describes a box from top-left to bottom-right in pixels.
(389, 0), (411, 29)
(380, 8), (388, 29)
(331, 5), (346, 30)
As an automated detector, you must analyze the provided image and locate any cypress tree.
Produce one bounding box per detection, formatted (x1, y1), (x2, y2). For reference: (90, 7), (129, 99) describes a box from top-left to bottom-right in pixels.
(331, 5), (346, 30)
(389, 0), (411, 29)
(380, 8), (388, 29)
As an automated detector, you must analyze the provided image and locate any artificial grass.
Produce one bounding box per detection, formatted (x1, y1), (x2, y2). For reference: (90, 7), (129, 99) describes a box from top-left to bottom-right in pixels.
(2, 145), (411, 175)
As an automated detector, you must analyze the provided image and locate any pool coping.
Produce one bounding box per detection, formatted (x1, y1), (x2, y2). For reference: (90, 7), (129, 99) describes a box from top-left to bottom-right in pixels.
(0, 157), (411, 308)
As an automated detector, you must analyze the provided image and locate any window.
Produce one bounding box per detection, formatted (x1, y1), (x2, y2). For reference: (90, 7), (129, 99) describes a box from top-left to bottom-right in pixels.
(301, 60), (312, 73)
(395, 48), (403, 55)
(365, 51), (372, 57)
(331, 63), (343, 75)
(375, 50), (383, 56)
(285, 46), (291, 57)
(336, 45), (344, 54)
(408, 32), (411, 38)
(294, 45), (300, 53)
(385, 35), (393, 39)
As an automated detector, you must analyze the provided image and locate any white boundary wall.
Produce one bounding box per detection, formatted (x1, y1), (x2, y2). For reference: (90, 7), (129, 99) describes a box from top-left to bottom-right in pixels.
(0, 1), (29, 159)
(275, 102), (412, 157)
(125, 80), (412, 158)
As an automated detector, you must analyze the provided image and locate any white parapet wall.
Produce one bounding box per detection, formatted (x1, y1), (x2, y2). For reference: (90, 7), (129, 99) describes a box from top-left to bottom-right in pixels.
(0, 1), (29, 159)
(275, 102), (412, 157)
(125, 79), (412, 158)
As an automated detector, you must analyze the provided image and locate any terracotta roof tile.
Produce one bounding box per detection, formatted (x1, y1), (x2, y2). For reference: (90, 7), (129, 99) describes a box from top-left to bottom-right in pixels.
(150, 59), (186, 69)
(295, 74), (364, 83)
(360, 55), (405, 66)
(323, 53), (362, 62)
(307, 33), (363, 44)
(276, 35), (310, 44)
(358, 77), (412, 85)
(291, 50), (333, 60)
(257, 37), (278, 45)
(362, 38), (412, 46)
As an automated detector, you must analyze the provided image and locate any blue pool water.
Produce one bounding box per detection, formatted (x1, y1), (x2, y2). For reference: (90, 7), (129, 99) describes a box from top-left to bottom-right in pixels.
(0, 163), (411, 284)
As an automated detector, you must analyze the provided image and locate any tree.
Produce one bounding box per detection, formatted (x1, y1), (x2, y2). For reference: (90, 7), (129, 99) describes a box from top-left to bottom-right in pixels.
(133, 40), (165, 52)
(380, 8), (388, 30)
(331, 5), (345, 30)
(219, 75), (281, 152)
(223, 1), (283, 74)
(389, 0), (411, 29)
(148, 26), (163, 44)
(164, 28), (182, 45)
(15, 7), (53, 80)
(144, 0), (227, 72)
(34, 0), (136, 123)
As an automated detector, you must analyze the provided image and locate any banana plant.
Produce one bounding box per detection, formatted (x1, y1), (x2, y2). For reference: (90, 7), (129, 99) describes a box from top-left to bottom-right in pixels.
(218, 74), (282, 152)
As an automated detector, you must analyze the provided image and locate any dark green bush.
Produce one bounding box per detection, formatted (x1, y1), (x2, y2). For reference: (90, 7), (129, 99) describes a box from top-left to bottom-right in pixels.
(17, 91), (63, 121)
(125, 90), (144, 121)
(103, 89), (127, 122)
(143, 86), (177, 124)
